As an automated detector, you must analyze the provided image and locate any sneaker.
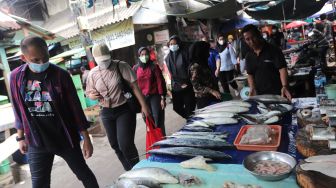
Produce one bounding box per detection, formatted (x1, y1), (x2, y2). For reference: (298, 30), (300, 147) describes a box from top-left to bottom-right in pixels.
(234, 89), (240, 96)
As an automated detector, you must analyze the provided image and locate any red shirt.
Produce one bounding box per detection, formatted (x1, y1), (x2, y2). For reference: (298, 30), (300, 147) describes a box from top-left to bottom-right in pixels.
(134, 63), (164, 96)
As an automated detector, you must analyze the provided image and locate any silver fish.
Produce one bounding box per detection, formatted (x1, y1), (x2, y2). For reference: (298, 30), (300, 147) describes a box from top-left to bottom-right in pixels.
(200, 101), (251, 109)
(148, 147), (232, 160)
(172, 131), (229, 138)
(118, 178), (161, 188)
(191, 117), (238, 126)
(181, 126), (213, 132)
(195, 106), (250, 113)
(119, 167), (178, 184)
(248, 95), (290, 104)
(152, 138), (233, 149)
(112, 179), (138, 188)
(192, 111), (236, 118)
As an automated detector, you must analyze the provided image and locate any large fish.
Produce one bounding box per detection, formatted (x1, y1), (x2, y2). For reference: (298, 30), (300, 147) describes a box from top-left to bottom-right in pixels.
(191, 117), (239, 126)
(119, 167), (178, 184)
(247, 95), (290, 104)
(200, 101), (252, 109)
(195, 106), (250, 113)
(152, 138), (233, 149)
(148, 147), (232, 160)
(172, 131), (229, 138)
(192, 111), (236, 118)
(117, 178), (161, 188)
(181, 126), (213, 132)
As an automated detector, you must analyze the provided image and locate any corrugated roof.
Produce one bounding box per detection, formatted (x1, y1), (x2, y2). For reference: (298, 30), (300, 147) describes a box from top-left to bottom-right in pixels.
(45, 1), (142, 39)
(0, 11), (20, 30)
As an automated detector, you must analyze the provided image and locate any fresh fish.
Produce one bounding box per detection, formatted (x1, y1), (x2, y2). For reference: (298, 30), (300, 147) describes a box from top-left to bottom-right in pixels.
(269, 103), (293, 113)
(248, 95), (290, 104)
(118, 178), (161, 188)
(112, 179), (138, 188)
(148, 147), (232, 160)
(185, 121), (213, 128)
(300, 162), (336, 178)
(195, 106), (250, 113)
(181, 126), (213, 132)
(201, 101), (251, 109)
(263, 111), (282, 119)
(152, 138), (233, 149)
(119, 167), (178, 184)
(192, 111), (236, 118)
(172, 131), (229, 139)
(178, 173), (202, 187)
(180, 156), (215, 171)
(264, 115), (279, 124)
(166, 135), (227, 141)
(192, 117), (238, 126)
(223, 181), (261, 188)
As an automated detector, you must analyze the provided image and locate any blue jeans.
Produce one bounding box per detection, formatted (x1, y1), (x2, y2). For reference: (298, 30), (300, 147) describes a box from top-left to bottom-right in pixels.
(27, 144), (99, 188)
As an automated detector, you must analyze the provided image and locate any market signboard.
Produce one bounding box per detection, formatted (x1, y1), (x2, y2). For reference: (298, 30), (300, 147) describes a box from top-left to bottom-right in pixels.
(63, 18), (135, 50)
(154, 29), (169, 44)
(92, 18), (135, 50)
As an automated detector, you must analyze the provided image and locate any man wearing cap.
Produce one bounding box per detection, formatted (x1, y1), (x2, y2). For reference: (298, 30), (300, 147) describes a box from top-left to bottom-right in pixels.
(165, 35), (196, 119)
(10, 36), (99, 188)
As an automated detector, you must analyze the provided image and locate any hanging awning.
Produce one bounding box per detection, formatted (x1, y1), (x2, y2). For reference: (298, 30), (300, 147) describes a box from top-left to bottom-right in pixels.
(245, 0), (329, 20)
(133, 0), (167, 24)
(164, 0), (240, 19)
(44, 1), (142, 39)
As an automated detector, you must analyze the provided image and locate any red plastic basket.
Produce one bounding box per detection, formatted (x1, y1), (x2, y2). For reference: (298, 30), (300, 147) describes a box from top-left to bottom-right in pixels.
(234, 125), (282, 151)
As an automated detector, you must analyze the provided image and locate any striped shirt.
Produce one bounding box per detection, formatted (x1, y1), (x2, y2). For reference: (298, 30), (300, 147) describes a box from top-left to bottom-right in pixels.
(10, 64), (89, 148)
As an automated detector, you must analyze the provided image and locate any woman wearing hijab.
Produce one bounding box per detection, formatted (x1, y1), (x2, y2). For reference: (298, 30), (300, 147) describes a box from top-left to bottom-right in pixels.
(165, 35), (196, 119)
(189, 41), (222, 109)
(216, 34), (239, 96)
(85, 43), (150, 170)
(133, 47), (166, 135)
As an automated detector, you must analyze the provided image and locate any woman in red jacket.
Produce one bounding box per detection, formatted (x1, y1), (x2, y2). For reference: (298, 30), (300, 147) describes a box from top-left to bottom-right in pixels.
(134, 47), (166, 135)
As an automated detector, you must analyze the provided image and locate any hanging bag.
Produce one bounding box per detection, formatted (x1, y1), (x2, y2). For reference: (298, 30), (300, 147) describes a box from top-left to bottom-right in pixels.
(145, 116), (164, 158)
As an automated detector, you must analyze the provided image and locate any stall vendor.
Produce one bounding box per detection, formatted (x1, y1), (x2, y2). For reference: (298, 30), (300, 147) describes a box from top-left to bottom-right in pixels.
(242, 24), (292, 100)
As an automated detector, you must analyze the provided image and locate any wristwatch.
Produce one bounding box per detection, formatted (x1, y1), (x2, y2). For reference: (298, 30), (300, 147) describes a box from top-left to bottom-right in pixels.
(16, 136), (25, 142)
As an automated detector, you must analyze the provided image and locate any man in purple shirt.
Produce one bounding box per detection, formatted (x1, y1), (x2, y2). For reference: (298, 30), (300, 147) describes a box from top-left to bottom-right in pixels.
(10, 36), (98, 188)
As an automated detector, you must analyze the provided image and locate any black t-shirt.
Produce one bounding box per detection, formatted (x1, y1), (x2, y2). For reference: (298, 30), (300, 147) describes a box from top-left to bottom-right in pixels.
(25, 69), (70, 151)
(271, 32), (284, 47)
(246, 43), (287, 95)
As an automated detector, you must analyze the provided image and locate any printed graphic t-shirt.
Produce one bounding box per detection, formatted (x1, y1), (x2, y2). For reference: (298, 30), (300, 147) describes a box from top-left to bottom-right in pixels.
(25, 69), (69, 151)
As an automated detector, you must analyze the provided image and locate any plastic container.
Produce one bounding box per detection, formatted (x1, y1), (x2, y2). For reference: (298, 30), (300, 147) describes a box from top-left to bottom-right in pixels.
(325, 84), (336, 100)
(0, 159), (10, 174)
(234, 125), (282, 151)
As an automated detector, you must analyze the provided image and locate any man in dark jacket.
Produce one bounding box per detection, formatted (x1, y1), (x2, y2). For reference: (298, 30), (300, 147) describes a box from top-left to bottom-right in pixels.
(165, 35), (196, 118)
(10, 36), (98, 188)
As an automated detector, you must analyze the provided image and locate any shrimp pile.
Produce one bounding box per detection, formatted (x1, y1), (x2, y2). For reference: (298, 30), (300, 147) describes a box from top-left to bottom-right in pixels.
(253, 160), (291, 175)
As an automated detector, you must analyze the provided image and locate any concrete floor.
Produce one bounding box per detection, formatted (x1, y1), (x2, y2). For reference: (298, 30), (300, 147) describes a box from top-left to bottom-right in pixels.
(13, 103), (186, 188)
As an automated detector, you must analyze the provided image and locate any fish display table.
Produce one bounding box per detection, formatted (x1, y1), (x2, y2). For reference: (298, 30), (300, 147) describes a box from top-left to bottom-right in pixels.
(148, 111), (300, 164)
(134, 160), (299, 188)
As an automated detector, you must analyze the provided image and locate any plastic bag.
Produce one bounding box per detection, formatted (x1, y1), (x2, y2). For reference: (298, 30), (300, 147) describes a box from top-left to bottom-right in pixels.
(240, 125), (273, 145)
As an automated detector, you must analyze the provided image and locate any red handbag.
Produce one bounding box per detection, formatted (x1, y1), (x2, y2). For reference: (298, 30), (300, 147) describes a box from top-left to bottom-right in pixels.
(145, 116), (164, 158)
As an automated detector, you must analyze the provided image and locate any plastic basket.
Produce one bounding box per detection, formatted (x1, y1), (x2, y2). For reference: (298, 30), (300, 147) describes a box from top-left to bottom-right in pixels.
(0, 159), (10, 174)
(234, 125), (282, 151)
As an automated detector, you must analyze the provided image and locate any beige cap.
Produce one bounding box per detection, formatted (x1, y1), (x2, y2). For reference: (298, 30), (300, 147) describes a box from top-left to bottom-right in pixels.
(228, 35), (234, 40)
(92, 43), (110, 58)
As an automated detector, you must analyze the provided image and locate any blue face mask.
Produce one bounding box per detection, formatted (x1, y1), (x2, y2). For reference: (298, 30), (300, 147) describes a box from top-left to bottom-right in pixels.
(169, 44), (179, 52)
(28, 62), (50, 73)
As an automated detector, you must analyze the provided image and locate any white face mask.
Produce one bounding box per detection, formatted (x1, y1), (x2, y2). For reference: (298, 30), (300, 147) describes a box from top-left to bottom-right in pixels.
(218, 40), (224, 45)
(95, 55), (112, 69)
(169, 44), (179, 52)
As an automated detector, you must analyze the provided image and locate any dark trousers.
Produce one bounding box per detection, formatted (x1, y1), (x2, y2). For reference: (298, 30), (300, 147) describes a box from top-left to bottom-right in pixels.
(27, 144), (98, 188)
(172, 87), (196, 119)
(219, 70), (238, 93)
(145, 94), (165, 136)
(196, 96), (220, 109)
(100, 104), (138, 170)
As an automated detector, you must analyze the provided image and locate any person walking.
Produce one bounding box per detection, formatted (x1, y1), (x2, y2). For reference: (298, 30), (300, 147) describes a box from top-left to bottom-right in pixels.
(216, 34), (239, 96)
(165, 35), (196, 119)
(134, 47), (167, 135)
(10, 36), (99, 188)
(208, 39), (220, 79)
(86, 43), (151, 170)
(242, 24), (291, 100)
(189, 41), (222, 109)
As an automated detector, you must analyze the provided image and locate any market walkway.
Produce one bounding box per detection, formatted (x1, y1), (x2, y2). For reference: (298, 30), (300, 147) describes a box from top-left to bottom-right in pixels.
(13, 103), (185, 188)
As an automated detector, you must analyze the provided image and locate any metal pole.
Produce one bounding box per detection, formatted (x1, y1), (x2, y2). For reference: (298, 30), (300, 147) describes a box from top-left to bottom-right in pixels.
(332, 0), (336, 59)
(70, 0), (95, 69)
(0, 47), (11, 99)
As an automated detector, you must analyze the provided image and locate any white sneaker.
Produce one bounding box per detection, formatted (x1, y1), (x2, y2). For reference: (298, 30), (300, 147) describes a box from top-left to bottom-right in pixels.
(234, 89), (240, 96)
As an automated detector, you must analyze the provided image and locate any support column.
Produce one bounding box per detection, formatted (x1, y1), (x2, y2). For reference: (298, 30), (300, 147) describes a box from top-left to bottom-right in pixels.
(0, 47), (11, 99)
